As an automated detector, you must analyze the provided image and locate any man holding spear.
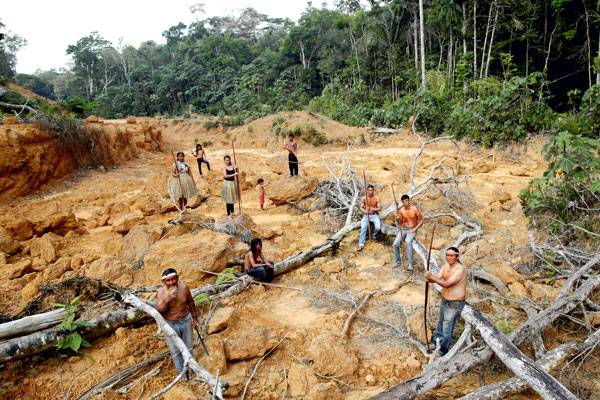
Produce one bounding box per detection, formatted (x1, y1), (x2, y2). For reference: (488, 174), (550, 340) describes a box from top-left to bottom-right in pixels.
(393, 194), (423, 272)
(357, 184), (381, 252)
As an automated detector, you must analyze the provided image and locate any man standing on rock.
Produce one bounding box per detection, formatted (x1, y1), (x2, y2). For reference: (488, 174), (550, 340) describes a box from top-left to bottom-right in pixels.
(424, 247), (467, 360)
(393, 194), (424, 272)
(157, 268), (199, 380)
(284, 133), (299, 177)
(357, 184), (381, 251)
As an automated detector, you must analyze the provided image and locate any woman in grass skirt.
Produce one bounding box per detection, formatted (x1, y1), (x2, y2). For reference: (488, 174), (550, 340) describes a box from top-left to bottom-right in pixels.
(171, 152), (197, 211)
(221, 155), (238, 216)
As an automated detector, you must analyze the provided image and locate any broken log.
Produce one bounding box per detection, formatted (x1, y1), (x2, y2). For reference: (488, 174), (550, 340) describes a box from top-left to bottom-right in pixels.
(458, 329), (600, 400)
(0, 307), (149, 363)
(0, 309), (68, 340)
(461, 305), (577, 400)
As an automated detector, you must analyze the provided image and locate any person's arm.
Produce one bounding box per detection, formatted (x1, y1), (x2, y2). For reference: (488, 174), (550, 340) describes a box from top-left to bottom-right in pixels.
(258, 251), (271, 267)
(184, 284), (199, 328)
(156, 287), (176, 314)
(410, 208), (424, 233)
(172, 163), (179, 177)
(426, 266), (463, 288)
(360, 197), (367, 213)
(223, 166), (238, 178)
(372, 196), (382, 213)
(396, 211), (404, 225)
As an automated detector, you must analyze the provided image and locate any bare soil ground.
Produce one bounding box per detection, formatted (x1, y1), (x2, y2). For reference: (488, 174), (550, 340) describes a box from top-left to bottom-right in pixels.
(0, 112), (576, 400)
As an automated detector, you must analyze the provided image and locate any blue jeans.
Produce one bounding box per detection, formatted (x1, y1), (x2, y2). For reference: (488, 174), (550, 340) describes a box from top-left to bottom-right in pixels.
(165, 313), (194, 372)
(393, 228), (417, 264)
(247, 261), (275, 282)
(359, 214), (381, 246)
(196, 158), (210, 175)
(432, 298), (465, 355)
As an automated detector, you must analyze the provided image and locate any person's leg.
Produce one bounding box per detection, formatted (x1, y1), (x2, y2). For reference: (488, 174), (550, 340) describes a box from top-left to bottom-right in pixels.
(226, 203), (234, 215)
(405, 230), (417, 267)
(288, 154), (294, 176)
(393, 233), (402, 264)
(292, 162), (298, 176)
(165, 320), (185, 373)
(431, 301), (447, 353)
(247, 267), (266, 281)
(358, 215), (368, 248)
(438, 300), (464, 355)
(203, 159), (210, 171)
(181, 317), (195, 379)
(265, 261), (275, 282)
(196, 159), (202, 175)
(371, 215), (381, 238)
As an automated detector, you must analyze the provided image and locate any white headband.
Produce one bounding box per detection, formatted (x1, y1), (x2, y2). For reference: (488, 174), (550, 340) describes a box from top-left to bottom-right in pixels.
(446, 249), (459, 256)
(162, 272), (178, 280)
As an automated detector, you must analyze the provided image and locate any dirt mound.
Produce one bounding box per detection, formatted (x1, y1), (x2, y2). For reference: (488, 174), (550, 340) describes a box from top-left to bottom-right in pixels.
(0, 118), (164, 202)
(4, 82), (55, 103)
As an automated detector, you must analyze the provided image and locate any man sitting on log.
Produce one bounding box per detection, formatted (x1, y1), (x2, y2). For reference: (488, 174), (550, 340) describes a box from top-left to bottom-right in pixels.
(244, 238), (275, 282)
(424, 247), (467, 359)
(357, 184), (381, 251)
(156, 268), (199, 380)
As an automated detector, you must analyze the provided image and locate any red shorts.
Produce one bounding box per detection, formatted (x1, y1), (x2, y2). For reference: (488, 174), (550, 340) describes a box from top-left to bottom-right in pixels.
(258, 194), (265, 205)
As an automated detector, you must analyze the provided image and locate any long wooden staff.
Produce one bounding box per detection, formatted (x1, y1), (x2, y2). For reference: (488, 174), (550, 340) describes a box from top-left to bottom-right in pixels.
(198, 269), (301, 291)
(424, 223), (437, 346)
(170, 150), (184, 204)
(231, 140), (242, 214)
(391, 184), (403, 264)
(362, 168), (372, 239)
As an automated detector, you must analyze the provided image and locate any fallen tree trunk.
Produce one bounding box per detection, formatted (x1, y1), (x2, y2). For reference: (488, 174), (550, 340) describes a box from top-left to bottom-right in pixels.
(0, 309), (68, 340)
(461, 305), (577, 400)
(458, 329), (600, 400)
(123, 294), (228, 399)
(0, 307), (148, 363)
(369, 261), (600, 400)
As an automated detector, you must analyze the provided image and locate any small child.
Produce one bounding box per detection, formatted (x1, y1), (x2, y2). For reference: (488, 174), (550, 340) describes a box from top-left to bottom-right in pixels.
(257, 178), (270, 210)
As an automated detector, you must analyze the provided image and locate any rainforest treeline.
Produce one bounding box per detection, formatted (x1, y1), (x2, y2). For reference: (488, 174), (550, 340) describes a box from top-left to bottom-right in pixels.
(2, 0), (600, 145)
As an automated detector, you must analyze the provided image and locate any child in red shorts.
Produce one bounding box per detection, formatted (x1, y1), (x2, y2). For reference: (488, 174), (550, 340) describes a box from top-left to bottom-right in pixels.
(257, 178), (270, 210)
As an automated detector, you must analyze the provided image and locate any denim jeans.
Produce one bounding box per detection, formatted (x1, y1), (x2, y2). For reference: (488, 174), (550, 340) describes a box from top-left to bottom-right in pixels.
(393, 228), (417, 264)
(359, 214), (381, 246)
(432, 298), (466, 355)
(165, 313), (194, 372)
(196, 158), (210, 175)
(247, 261), (275, 282)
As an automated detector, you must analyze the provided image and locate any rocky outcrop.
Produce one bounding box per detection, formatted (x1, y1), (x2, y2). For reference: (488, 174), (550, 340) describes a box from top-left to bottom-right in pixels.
(267, 176), (318, 205)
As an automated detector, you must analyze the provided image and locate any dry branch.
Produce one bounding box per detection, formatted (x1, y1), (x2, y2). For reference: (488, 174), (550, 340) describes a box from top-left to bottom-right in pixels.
(0, 309), (68, 340)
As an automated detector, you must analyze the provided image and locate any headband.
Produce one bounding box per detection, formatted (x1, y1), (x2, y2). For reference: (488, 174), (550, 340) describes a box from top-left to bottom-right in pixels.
(162, 272), (178, 279)
(446, 249), (459, 256)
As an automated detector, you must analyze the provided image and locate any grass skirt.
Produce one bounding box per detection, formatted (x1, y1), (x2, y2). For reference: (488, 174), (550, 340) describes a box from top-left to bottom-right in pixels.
(170, 174), (197, 199)
(221, 180), (238, 204)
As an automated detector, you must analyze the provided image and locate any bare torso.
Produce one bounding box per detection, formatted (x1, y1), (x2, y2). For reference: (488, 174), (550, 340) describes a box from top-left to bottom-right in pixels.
(285, 140), (297, 155)
(398, 206), (422, 228)
(194, 149), (206, 159)
(156, 281), (192, 321)
(440, 262), (467, 301)
(244, 250), (266, 271)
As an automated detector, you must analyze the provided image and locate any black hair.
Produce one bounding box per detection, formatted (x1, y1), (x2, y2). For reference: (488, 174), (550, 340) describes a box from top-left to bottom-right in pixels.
(250, 238), (262, 256)
(162, 268), (178, 279)
(258, 178), (264, 184)
(446, 246), (461, 262)
(176, 151), (184, 157)
(367, 184), (374, 190)
(401, 194), (410, 201)
(288, 133), (294, 138)
(224, 155), (231, 160)
(196, 144), (202, 149)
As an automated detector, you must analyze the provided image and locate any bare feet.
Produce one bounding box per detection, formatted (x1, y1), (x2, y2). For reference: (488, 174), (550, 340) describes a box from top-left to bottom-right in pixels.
(406, 264), (414, 272)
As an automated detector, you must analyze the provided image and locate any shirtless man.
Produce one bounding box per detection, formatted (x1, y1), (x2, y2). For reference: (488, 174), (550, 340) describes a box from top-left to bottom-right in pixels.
(192, 144), (210, 176)
(284, 134), (299, 177)
(244, 238), (275, 282)
(357, 184), (381, 251)
(156, 268), (199, 380)
(393, 194), (423, 272)
(424, 247), (467, 359)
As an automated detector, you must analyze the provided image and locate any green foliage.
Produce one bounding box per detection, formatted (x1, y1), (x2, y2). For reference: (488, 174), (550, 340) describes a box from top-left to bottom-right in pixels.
(520, 131), (600, 235)
(59, 96), (98, 118)
(204, 120), (220, 129)
(496, 320), (515, 335)
(50, 294), (95, 360)
(193, 293), (211, 306)
(215, 267), (239, 287)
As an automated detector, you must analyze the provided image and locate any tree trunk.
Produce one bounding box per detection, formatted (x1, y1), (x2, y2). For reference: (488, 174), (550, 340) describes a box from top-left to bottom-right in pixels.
(479, 1), (492, 79)
(461, 306), (577, 400)
(484, 2), (499, 78)
(0, 309), (68, 340)
(419, 0), (426, 87)
(473, 0), (478, 80)
(414, 16), (419, 72)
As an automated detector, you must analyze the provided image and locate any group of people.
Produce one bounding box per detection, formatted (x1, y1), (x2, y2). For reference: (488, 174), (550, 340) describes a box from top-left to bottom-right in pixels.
(162, 135), (467, 379)
(170, 134), (300, 216)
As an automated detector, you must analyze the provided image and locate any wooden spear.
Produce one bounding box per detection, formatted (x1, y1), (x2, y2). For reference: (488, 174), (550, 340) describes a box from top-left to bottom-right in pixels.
(198, 269), (302, 291)
(362, 168), (372, 239)
(424, 224), (437, 346)
(391, 183), (403, 265)
(231, 140), (242, 214)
